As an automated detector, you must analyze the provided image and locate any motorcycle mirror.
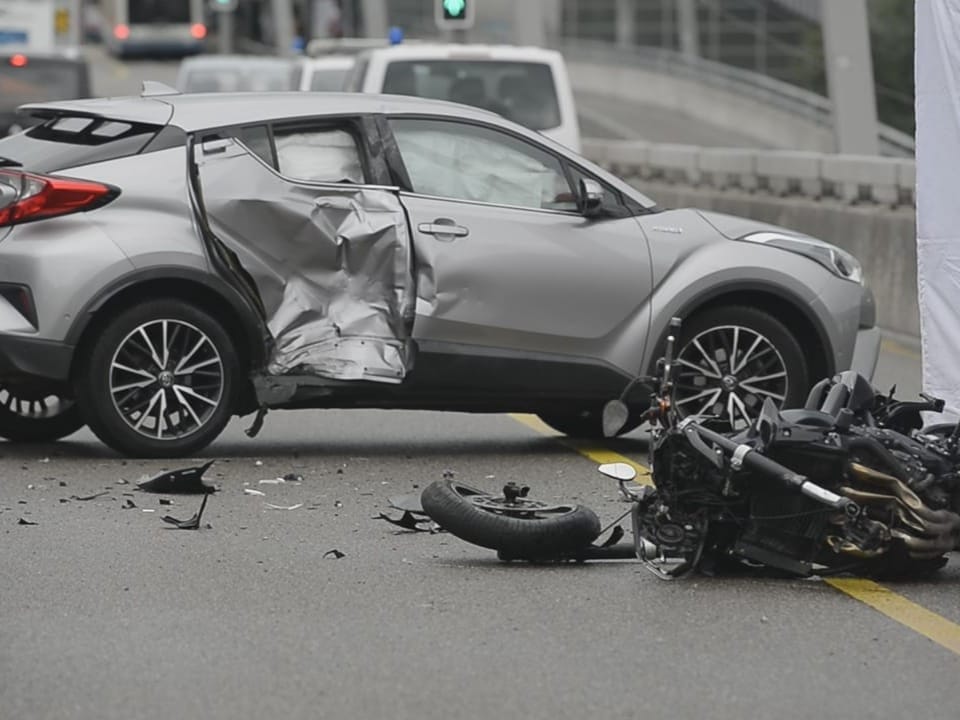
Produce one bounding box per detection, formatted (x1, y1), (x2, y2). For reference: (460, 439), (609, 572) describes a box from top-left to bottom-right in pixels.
(598, 462), (637, 482)
(602, 399), (630, 437)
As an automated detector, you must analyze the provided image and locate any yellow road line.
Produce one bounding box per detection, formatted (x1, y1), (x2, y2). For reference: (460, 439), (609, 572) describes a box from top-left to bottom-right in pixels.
(880, 337), (921, 360)
(509, 414), (652, 483)
(511, 413), (960, 657)
(825, 578), (960, 655)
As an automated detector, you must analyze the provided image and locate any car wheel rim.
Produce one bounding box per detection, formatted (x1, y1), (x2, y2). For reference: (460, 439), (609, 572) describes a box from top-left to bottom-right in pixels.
(0, 387), (73, 419)
(673, 324), (788, 428)
(109, 319), (224, 441)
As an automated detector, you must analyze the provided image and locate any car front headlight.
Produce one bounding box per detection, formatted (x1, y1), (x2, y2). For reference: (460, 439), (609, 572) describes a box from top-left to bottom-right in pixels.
(739, 231), (864, 285)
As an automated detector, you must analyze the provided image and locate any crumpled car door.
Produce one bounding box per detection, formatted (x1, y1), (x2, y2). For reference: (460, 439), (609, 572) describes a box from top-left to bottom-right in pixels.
(190, 136), (415, 384)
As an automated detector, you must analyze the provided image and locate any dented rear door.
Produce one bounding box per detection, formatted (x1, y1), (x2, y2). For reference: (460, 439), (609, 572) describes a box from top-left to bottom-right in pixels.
(189, 120), (415, 384)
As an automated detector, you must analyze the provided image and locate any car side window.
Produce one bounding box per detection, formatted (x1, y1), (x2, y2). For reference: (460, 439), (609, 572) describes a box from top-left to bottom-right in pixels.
(234, 124), (275, 167)
(272, 123), (365, 184)
(389, 118), (577, 212)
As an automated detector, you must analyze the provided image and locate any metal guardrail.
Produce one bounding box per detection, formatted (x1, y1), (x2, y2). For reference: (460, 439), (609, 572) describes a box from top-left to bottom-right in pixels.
(559, 39), (915, 158)
(583, 138), (916, 209)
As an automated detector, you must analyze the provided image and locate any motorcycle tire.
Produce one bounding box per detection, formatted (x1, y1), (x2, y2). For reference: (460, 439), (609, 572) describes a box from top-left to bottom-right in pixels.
(421, 479), (602, 560)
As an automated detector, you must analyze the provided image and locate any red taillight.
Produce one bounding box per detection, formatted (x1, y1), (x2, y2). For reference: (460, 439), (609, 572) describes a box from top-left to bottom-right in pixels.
(10, 54), (27, 68)
(114, 24), (130, 40)
(191, 23), (207, 39)
(0, 170), (117, 227)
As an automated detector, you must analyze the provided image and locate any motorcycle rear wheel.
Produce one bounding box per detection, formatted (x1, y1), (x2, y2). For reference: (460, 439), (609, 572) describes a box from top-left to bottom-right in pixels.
(421, 479), (601, 560)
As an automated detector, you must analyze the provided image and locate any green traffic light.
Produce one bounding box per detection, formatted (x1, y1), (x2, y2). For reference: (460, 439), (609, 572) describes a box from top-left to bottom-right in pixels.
(443, 0), (466, 18)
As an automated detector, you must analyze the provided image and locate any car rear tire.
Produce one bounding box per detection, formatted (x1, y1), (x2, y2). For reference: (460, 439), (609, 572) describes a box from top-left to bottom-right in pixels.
(76, 299), (239, 458)
(0, 387), (84, 442)
(421, 479), (601, 559)
(671, 306), (809, 426)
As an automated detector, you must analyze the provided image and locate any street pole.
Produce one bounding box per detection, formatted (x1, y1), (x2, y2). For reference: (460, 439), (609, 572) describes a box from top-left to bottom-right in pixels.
(678, 0), (700, 60)
(821, 0), (880, 154)
(218, 8), (234, 54)
(514, 1), (545, 47)
(360, 0), (388, 39)
(615, 0), (635, 49)
(271, 0), (296, 56)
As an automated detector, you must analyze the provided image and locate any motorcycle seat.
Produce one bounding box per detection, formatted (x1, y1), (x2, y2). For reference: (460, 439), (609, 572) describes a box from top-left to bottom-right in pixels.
(779, 408), (837, 429)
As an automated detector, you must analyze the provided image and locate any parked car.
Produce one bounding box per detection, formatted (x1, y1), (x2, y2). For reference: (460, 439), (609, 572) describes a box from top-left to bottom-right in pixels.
(175, 55), (298, 93)
(345, 43), (582, 152)
(0, 53), (91, 136)
(0, 89), (878, 457)
(296, 55), (354, 91)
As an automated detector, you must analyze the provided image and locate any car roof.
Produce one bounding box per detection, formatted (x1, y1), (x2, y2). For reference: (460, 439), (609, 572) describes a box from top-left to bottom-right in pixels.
(178, 55), (296, 69)
(19, 91), (503, 132)
(359, 43), (563, 62)
(300, 56), (355, 69)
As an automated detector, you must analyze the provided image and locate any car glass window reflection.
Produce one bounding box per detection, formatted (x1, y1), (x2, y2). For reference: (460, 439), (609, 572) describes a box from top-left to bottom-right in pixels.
(390, 118), (577, 212)
(274, 127), (364, 184)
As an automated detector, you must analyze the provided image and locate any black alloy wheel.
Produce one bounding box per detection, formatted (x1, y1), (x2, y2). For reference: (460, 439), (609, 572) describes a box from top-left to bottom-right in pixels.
(671, 306), (809, 428)
(76, 299), (239, 457)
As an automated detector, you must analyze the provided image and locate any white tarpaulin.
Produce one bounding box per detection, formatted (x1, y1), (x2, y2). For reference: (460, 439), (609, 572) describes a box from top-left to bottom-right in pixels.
(917, 0), (960, 414)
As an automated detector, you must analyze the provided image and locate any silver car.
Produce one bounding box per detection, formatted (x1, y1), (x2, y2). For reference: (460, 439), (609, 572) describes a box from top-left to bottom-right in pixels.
(0, 88), (878, 457)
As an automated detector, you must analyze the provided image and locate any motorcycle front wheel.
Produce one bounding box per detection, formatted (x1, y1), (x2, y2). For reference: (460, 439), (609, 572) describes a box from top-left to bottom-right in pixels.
(421, 480), (601, 560)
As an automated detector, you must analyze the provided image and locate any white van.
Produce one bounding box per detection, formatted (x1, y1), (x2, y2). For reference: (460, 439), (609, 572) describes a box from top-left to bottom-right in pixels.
(345, 43), (581, 152)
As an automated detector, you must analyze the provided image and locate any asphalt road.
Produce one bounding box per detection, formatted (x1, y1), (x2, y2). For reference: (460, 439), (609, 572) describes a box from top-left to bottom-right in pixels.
(5, 48), (954, 720)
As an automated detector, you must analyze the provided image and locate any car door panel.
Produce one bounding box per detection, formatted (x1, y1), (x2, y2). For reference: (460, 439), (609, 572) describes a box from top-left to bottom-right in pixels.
(192, 136), (414, 384)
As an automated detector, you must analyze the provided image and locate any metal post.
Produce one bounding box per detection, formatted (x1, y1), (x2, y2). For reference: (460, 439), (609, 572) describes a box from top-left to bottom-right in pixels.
(359, 0), (387, 39)
(218, 8), (234, 54)
(342, 0), (355, 37)
(678, 0), (700, 59)
(615, 0), (635, 49)
(755, 1), (766, 75)
(821, 0), (879, 154)
(68, 0), (81, 48)
(515, 1), (545, 46)
(271, 0), (296, 55)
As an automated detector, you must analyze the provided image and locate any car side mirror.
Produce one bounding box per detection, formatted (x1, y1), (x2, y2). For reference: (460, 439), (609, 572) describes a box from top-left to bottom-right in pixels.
(579, 178), (603, 218)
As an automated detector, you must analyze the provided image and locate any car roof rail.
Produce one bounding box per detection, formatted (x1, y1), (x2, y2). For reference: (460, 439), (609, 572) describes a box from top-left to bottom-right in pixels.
(141, 81), (180, 97)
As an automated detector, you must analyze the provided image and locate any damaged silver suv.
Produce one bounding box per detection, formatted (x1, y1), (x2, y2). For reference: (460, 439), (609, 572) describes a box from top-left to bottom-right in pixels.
(0, 88), (879, 457)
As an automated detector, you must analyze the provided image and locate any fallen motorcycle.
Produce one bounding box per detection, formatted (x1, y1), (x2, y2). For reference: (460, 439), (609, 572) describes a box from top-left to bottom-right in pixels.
(421, 320), (960, 578)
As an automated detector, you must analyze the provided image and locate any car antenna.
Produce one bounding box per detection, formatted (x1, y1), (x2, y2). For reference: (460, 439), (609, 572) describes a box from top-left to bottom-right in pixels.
(141, 81), (181, 97)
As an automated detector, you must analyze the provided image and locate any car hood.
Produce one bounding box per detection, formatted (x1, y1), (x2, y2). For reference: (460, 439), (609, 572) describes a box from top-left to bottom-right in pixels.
(695, 209), (809, 241)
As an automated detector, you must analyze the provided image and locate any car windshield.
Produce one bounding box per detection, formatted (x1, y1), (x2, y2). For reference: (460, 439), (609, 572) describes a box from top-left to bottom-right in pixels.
(0, 59), (87, 111)
(181, 65), (297, 93)
(310, 68), (350, 91)
(382, 60), (562, 131)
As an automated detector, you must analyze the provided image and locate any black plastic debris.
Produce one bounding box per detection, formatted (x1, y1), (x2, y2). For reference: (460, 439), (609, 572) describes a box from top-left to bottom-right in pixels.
(161, 494), (209, 530)
(70, 491), (109, 502)
(122, 498), (137, 510)
(17, 517), (37, 526)
(323, 549), (346, 559)
(158, 498), (173, 506)
(283, 472), (304, 483)
(139, 460), (216, 494)
(376, 510), (437, 533)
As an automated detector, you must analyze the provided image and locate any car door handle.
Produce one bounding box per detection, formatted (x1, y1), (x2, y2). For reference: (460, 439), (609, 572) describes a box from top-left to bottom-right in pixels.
(418, 221), (469, 239)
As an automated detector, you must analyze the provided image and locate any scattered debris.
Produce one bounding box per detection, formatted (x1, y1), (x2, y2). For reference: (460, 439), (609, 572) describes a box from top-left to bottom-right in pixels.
(58, 481), (67, 487)
(258, 478), (285, 485)
(138, 460), (216, 494)
(388, 493), (424, 514)
(39, 458), (50, 464)
(254, 460), (263, 467)
(323, 549), (346, 559)
(141, 509), (155, 513)
(244, 489), (266, 497)
(116, 479), (129, 485)
(265, 503), (303, 511)
(442, 469), (456, 479)
(283, 473), (304, 483)
(17, 517), (37, 526)
(334, 500), (343, 508)
(376, 510), (437, 533)
(122, 498), (137, 510)
(161, 494), (209, 530)
(158, 499), (173, 506)
(70, 491), (109, 502)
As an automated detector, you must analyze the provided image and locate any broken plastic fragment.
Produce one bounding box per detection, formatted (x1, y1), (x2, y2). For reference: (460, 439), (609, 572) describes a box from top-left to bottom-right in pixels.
(158, 499), (173, 506)
(265, 503), (303, 511)
(283, 473), (304, 483)
(323, 549), (346, 559)
(258, 477), (286, 485)
(388, 493), (424, 514)
(70, 491), (109, 502)
(161, 494), (209, 530)
(138, 460), (216, 494)
(376, 511), (438, 533)
(244, 488), (266, 497)
(17, 517), (37, 526)
(122, 498), (137, 510)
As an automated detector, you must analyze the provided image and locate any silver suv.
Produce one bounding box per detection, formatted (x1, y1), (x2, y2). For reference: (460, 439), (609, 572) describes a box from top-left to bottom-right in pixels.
(0, 89), (878, 457)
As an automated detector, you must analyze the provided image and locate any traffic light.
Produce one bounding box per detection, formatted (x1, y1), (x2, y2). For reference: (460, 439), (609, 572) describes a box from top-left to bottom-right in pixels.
(435, 0), (475, 30)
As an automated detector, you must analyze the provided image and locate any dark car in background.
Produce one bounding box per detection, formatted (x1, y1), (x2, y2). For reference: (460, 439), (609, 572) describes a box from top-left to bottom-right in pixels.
(0, 53), (91, 136)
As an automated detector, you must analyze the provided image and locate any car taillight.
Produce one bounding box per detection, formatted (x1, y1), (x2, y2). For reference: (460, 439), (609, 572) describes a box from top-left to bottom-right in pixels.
(0, 170), (118, 227)
(114, 24), (130, 40)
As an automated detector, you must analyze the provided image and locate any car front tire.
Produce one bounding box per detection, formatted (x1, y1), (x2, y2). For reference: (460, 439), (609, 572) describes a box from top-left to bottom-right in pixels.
(76, 299), (239, 458)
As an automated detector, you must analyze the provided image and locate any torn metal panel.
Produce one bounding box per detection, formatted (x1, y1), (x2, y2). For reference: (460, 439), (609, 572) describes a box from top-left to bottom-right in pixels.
(195, 138), (414, 384)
